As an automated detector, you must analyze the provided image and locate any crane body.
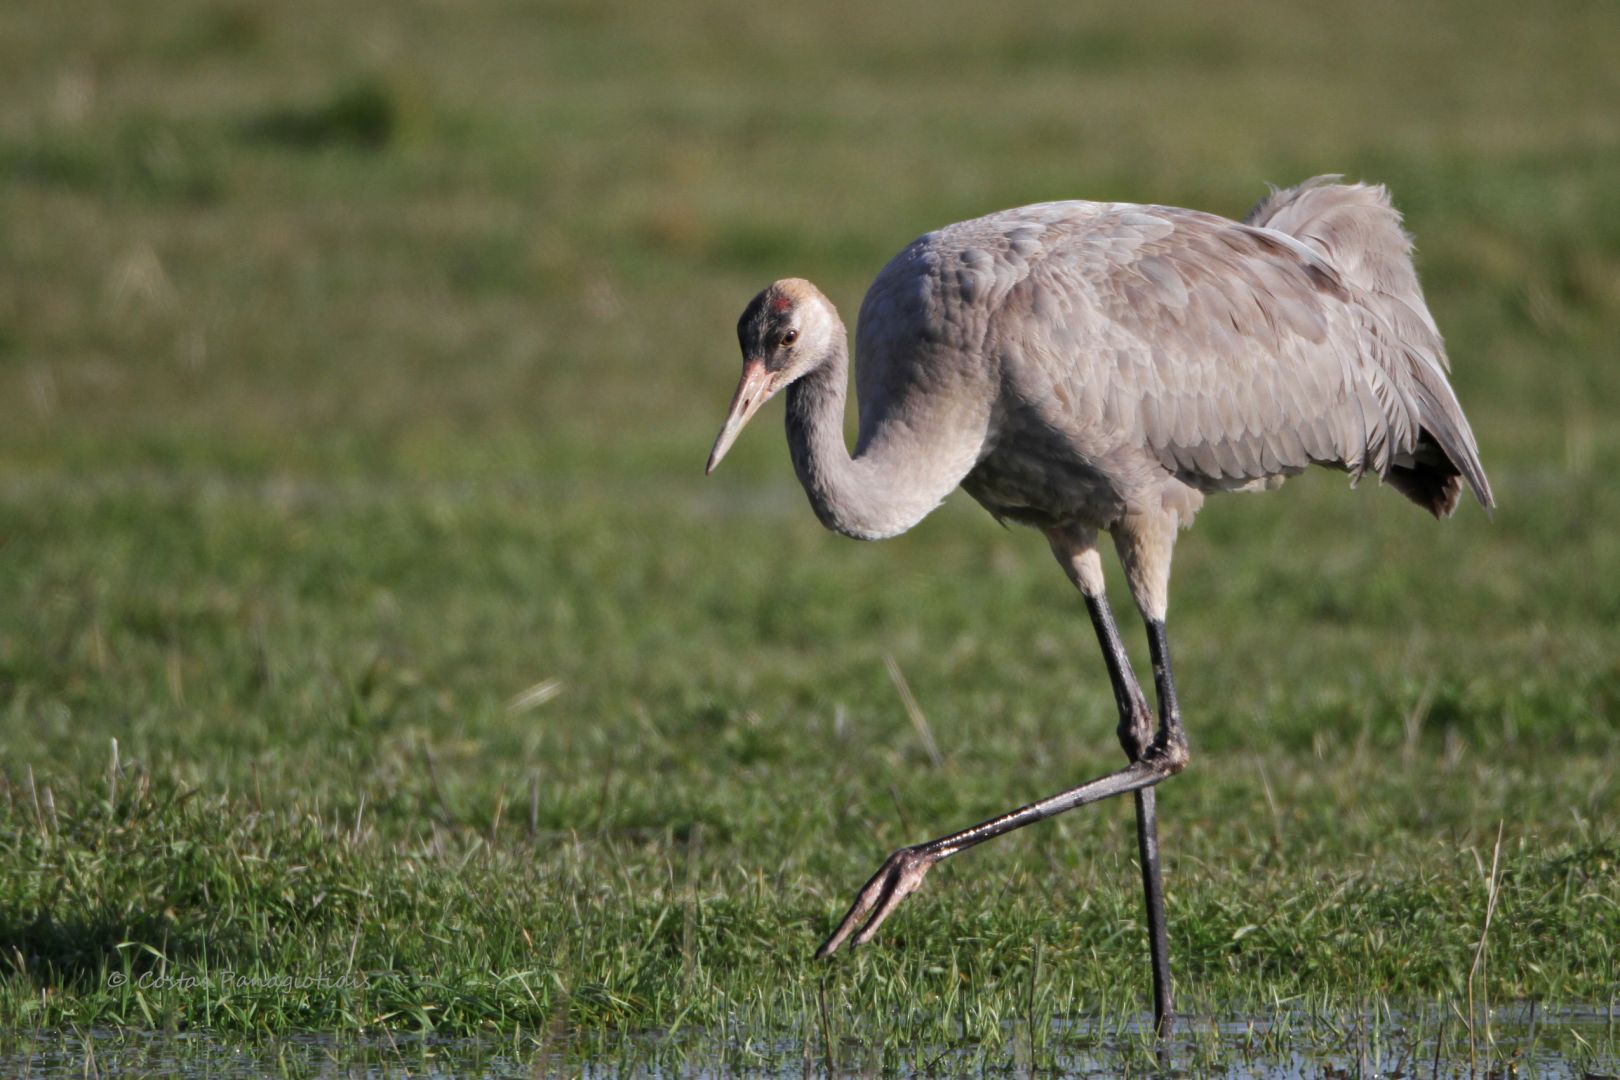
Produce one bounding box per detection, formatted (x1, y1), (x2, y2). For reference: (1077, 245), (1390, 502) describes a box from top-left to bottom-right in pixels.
(705, 177), (1493, 1037)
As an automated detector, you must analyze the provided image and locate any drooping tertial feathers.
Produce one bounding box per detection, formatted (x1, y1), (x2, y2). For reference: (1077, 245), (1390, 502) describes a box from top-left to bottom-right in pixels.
(1245, 176), (1492, 516)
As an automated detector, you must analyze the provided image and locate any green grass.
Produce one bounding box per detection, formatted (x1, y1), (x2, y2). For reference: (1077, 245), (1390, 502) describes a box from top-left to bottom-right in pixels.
(2, 0), (1619, 1071)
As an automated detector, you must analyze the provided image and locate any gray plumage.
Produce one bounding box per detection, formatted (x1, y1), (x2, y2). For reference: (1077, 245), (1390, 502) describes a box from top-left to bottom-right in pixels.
(705, 178), (1495, 1023)
(711, 176), (1492, 561)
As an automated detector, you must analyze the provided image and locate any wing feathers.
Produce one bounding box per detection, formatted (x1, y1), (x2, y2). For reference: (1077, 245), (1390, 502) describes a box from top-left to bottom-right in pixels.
(1246, 177), (1492, 509)
(993, 184), (1491, 513)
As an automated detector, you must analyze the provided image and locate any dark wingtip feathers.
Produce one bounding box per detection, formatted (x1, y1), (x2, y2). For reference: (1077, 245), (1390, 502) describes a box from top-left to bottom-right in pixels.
(1387, 465), (1462, 519)
(1387, 446), (1495, 520)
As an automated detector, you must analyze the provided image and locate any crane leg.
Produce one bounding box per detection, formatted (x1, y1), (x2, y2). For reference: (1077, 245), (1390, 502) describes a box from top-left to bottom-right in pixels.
(1084, 590), (1175, 1040)
(813, 739), (1187, 950)
(816, 527), (1190, 1048)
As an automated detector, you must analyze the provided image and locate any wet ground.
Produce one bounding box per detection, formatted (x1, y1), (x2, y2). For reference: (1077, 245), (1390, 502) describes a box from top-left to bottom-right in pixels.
(4, 1004), (1616, 1077)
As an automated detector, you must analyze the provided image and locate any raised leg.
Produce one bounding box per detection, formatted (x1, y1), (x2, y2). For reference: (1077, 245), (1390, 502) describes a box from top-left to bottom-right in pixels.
(813, 734), (1185, 959)
(816, 524), (1190, 1048)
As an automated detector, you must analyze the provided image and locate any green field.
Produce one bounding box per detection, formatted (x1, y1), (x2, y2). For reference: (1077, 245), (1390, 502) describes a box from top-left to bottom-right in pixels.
(2, 0), (1618, 1073)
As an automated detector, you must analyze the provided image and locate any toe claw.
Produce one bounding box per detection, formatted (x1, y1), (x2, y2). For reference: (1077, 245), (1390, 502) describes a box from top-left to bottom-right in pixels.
(816, 846), (938, 958)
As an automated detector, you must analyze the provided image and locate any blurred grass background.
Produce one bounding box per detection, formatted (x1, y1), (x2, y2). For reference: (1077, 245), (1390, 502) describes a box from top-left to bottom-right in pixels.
(1, 0), (1617, 1065)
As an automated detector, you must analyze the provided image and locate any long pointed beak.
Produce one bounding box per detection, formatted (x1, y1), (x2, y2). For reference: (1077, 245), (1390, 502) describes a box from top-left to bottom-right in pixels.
(706, 359), (775, 474)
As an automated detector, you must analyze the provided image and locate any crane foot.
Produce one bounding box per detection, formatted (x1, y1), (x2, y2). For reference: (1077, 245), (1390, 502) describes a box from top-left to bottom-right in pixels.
(814, 845), (939, 958)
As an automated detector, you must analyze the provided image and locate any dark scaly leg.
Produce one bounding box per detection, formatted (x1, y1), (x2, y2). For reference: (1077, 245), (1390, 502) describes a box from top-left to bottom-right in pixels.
(813, 737), (1186, 958)
(1113, 512), (1190, 1039)
(816, 524), (1189, 1048)
(1085, 588), (1175, 1039)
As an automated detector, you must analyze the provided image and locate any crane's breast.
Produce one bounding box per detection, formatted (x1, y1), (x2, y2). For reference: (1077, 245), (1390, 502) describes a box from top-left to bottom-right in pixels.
(960, 432), (1130, 530)
(852, 202), (1155, 528)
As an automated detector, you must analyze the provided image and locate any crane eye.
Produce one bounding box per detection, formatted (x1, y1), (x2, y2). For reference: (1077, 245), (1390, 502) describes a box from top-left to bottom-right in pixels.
(780, 329), (799, 347)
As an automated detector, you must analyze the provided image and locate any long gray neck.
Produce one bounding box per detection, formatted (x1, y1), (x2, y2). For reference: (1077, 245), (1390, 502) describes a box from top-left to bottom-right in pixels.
(784, 336), (932, 541)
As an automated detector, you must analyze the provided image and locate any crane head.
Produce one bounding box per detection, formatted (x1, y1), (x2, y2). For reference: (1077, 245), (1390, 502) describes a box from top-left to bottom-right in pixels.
(707, 279), (830, 474)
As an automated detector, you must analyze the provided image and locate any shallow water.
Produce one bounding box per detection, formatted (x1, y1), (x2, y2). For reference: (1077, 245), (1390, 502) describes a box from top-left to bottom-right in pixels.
(4, 1004), (1616, 1077)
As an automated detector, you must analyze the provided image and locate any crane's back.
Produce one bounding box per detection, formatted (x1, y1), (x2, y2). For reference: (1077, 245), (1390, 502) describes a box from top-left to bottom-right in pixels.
(849, 181), (1491, 532)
